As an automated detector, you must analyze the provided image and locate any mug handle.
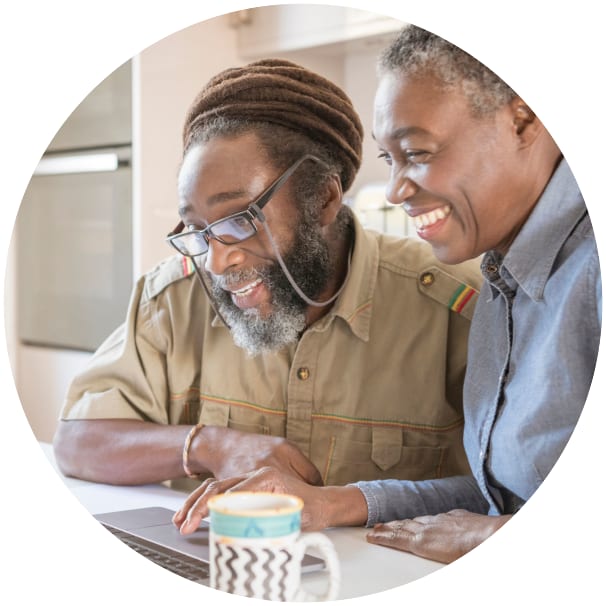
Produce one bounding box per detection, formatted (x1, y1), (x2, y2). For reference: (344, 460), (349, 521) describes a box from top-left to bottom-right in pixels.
(293, 532), (340, 602)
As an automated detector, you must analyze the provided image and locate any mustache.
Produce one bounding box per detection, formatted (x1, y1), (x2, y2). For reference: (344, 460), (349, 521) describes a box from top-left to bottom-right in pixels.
(210, 265), (270, 291)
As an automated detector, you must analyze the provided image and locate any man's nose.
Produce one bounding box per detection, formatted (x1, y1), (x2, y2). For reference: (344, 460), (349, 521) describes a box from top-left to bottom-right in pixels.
(385, 168), (418, 206)
(204, 238), (245, 276)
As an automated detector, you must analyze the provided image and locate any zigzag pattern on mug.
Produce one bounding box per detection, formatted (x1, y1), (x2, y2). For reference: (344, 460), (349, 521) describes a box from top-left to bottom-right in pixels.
(222, 544), (238, 594)
(212, 543), (296, 600)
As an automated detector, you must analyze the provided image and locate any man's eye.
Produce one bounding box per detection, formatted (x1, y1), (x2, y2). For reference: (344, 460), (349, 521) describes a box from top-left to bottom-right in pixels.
(232, 216), (250, 228)
(185, 223), (206, 232)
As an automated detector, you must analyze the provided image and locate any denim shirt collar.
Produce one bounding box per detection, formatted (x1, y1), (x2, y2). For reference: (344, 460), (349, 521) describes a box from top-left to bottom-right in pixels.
(483, 159), (586, 301)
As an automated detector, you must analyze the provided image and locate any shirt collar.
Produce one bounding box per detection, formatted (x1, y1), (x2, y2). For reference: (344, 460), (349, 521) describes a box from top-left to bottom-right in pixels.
(311, 212), (377, 342)
(486, 159), (586, 301)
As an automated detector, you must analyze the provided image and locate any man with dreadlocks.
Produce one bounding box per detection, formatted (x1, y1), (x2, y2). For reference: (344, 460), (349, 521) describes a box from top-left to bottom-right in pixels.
(54, 59), (481, 528)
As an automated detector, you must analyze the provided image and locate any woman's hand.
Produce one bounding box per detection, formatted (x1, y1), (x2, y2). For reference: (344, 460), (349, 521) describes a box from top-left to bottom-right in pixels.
(366, 509), (512, 564)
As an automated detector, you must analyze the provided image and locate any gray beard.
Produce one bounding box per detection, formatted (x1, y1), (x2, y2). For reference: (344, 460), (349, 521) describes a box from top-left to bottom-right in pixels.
(222, 301), (307, 357)
(209, 218), (332, 357)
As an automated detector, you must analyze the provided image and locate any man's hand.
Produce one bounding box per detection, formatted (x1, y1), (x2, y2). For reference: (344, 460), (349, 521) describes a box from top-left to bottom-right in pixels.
(192, 427), (322, 485)
(366, 509), (512, 564)
(172, 466), (368, 534)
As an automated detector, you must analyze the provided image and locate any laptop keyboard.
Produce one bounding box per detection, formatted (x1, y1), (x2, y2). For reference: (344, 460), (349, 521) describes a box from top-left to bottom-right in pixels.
(101, 524), (210, 584)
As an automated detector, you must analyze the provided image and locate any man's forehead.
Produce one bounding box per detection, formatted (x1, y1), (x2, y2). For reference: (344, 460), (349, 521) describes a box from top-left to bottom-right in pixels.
(178, 142), (270, 208)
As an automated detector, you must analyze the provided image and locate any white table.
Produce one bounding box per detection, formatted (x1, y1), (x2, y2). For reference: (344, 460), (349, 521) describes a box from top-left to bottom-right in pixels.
(41, 442), (444, 600)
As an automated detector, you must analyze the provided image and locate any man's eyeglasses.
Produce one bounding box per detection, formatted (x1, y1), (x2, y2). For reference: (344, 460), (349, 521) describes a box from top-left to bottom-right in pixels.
(166, 154), (327, 258)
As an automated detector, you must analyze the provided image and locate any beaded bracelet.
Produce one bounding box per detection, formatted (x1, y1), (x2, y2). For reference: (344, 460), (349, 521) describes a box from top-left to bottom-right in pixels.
(182, 422), (205, 479)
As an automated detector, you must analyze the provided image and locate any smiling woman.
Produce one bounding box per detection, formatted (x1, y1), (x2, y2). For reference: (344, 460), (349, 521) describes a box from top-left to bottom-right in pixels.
(372, 66), (547, 264)
(358, 23), (601, 563)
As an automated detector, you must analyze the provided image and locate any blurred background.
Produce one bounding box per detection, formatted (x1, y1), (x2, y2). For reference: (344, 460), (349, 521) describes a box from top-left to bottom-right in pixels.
(5, 4), (415, 443)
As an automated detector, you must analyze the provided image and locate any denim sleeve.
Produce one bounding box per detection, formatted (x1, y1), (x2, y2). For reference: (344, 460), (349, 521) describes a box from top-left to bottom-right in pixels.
(595, 259), (601, 327)
(353, 475), (489, 527)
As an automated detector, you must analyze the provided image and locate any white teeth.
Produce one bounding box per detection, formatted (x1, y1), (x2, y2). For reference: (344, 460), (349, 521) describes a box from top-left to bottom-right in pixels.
(413, 205), (451, 230)
(231, 278), (262, 297)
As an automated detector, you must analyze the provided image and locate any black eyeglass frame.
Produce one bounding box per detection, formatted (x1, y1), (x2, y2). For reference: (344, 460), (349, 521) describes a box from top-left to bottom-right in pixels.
(166, 153), (328, 258)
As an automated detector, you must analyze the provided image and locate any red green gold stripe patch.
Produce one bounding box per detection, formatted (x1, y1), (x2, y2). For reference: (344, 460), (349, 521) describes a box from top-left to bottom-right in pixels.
(448, 284), (477, 314)
(181, 256), (195, 277)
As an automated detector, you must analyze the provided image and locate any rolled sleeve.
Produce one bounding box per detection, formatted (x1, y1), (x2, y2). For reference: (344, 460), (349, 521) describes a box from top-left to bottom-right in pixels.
(353, 475), (489, 527)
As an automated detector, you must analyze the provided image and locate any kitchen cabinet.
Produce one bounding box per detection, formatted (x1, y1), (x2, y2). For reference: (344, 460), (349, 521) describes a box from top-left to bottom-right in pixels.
(12, 61), (134, 442)
(235, 5), (403, 58)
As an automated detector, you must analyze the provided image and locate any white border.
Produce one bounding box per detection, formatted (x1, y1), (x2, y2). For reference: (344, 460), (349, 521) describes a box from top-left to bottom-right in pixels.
(2, 1), (604, 604)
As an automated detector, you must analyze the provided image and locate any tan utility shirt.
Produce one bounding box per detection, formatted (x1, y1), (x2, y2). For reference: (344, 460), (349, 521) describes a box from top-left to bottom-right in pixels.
(62, 217), (483, 486)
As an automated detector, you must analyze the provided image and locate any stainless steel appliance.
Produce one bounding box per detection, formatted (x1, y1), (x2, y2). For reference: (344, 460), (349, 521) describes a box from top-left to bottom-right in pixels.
(15, 60), (133, 352)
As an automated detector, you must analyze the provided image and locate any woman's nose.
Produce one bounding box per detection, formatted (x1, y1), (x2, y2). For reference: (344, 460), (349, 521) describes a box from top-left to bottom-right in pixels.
(204, 238), (245, 277)
(385, 169), (418, 206)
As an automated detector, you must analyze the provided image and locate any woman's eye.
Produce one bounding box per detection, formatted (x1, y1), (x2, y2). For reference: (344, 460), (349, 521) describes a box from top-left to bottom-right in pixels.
(405, 150), (429, 163)
(377, 151), (393, 165)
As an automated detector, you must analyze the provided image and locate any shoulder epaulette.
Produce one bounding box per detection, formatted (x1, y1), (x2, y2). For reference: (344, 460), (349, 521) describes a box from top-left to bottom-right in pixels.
(417, 265), (479, 321)
(143, 254), (197, 301)
(178, 256), (197, 278)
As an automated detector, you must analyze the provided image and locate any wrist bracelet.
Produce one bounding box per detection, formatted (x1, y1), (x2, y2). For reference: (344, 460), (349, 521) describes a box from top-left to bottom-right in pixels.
(182, 422), (205, 479)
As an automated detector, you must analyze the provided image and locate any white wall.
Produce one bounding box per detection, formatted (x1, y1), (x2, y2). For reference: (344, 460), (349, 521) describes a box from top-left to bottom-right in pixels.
(134, 15), (352, 274)
(15, 346), (92, 443)
(344, 47), (387, 193)
(135, 15), (242, 274)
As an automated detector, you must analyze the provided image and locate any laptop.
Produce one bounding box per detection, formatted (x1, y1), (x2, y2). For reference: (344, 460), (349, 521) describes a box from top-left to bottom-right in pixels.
(94, 506), (326, 585)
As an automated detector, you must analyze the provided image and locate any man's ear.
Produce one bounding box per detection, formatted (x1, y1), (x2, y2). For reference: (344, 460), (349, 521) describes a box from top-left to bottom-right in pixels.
(510, 98), (542, 146)
(319, 174), (344, 226)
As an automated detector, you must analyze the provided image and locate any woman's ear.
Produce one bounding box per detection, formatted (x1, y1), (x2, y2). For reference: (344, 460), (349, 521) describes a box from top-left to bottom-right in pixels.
(319, 174), (344, 226)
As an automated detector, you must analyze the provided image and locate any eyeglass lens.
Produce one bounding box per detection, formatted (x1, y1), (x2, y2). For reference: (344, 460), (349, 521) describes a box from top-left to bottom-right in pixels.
(168, 154), (324, 258)
(171, 213), (256, 257)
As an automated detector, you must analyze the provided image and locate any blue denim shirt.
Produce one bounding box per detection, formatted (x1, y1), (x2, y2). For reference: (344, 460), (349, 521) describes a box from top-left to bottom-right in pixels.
(355, 159), (602, 525)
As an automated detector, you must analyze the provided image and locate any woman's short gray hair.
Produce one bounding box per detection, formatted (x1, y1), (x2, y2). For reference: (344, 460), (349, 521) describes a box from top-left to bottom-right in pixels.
(379, 24), (517, 117)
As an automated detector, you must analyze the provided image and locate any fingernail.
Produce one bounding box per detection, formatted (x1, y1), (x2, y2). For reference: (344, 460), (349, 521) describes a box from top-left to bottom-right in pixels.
(179, 520), (191, 534)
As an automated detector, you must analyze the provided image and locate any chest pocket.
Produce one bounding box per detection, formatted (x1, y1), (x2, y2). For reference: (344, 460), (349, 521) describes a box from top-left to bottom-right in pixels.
(199, 402), (229, 427)
(323, 426), (447, 486)
(371, 427), (403, 470)
(199, 400), (277, 436)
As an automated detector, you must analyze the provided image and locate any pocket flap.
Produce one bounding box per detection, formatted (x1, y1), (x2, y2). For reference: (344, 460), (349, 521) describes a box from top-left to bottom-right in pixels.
(199, 401), (229, 426)
(371, 427), (403, 470)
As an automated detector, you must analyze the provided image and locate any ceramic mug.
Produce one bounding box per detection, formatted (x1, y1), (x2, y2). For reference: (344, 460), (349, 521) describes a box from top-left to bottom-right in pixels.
(207, 491), (340, 601)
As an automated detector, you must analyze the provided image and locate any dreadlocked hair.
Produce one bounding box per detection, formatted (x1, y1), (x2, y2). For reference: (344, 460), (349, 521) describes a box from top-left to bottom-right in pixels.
(182, 58), (364, 194)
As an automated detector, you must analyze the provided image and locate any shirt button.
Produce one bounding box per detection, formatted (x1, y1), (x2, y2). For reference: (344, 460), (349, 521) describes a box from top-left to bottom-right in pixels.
(420, 271), (435, 286)
(297, 367), (310, 381)
(485, 264), (498, 273)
